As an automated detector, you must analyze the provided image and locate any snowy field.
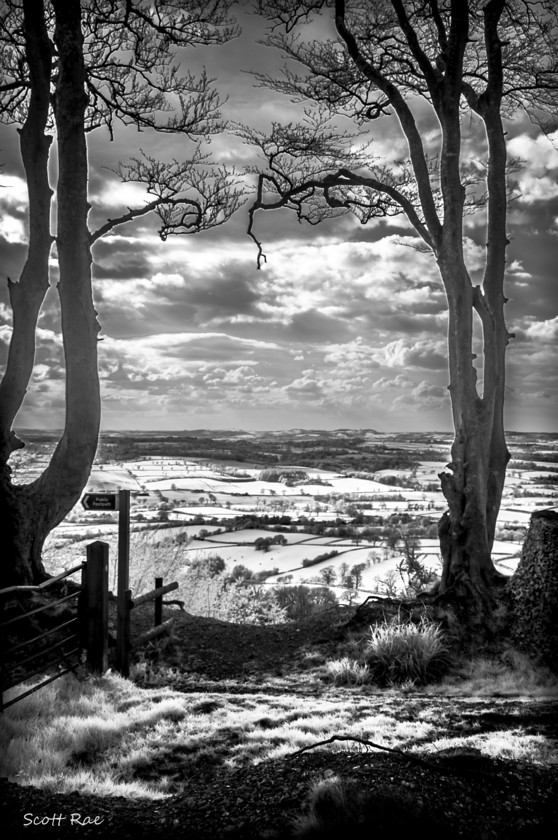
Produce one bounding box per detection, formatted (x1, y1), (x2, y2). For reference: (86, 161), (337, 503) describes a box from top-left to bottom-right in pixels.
(44, 449), (556, 598)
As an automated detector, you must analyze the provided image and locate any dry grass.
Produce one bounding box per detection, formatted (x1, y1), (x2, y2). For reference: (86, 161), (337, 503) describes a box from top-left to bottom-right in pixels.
(431, 648), (558, 697)
(2, 647), (557, 802)
(323, 615), (452, 687)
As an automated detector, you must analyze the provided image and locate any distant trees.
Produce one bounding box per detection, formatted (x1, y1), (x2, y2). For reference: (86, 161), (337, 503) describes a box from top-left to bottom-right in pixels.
(319, 566), (336, 586)
(259, 468), (309, 483)
(302, 549), (339, 568)
(244, 0), (558, 629)
(274, 585), (337, 621)
(0, 0), (242, 586)
(254, 534), (288, 551)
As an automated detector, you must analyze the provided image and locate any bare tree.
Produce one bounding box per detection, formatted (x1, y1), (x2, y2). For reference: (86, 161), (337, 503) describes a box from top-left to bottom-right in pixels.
(241, 0), (558, 628)
(0, 0), (242, 586)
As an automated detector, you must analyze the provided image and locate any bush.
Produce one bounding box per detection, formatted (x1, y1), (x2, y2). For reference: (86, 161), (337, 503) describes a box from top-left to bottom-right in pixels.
(363, 616), (451, 686)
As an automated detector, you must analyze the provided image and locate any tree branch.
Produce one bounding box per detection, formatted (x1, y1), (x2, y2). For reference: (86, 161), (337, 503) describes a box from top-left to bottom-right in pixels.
(287, 734), (430, 768)
(334, 0), (442, 246)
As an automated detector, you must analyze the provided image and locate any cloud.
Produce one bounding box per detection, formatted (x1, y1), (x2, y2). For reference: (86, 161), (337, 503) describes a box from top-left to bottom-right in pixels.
(1, 19), (557, 433)
(392, 379), (449, 412)
(507, 132), (558, 204)
(521, 316), (558, 342)
(373, 338), (447, 371)
(372, 374), (415, 390)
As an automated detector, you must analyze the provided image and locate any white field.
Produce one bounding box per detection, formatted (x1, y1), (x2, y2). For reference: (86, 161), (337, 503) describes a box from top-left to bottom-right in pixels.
(45, 450), (556, 594)
(176, 529), (522, 587)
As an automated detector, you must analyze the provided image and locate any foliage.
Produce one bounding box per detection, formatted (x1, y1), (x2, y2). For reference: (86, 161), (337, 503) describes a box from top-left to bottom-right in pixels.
(363, 617), (452, 686)
(274, 585), (338, 621)
(217, 581), (287, 625)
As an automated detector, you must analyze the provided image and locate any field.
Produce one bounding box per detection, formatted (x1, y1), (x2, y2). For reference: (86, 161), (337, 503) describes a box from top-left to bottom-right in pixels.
(10, 428), (553, 600)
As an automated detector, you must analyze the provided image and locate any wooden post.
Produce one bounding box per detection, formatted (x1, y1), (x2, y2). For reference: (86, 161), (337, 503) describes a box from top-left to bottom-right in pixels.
(83, 542), (109, 674)
(154, 577), (163, 627)
(116, 589), (132, 679)
(116, 489), (130, 676)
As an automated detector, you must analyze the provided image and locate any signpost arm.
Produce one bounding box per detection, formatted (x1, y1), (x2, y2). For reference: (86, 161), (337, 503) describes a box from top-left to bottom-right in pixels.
(116, 489), (130, 675)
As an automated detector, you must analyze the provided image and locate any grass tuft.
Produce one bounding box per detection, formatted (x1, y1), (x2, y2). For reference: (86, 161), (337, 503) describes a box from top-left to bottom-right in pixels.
(363, 616), (452, 686)
(325, 658), (371, 686)
(323, 616), (452, 687)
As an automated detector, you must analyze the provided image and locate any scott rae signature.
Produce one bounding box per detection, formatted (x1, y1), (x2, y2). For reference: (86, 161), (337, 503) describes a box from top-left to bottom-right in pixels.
(24, 813), (105, 828)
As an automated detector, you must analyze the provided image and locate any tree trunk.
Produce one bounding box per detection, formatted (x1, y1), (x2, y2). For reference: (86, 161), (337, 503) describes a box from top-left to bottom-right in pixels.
(435, 254), (508, 630)
(0, 0), (100, 588)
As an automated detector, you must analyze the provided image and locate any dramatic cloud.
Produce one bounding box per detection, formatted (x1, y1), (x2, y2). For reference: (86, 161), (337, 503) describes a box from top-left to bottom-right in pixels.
(1, 12), (556, 433)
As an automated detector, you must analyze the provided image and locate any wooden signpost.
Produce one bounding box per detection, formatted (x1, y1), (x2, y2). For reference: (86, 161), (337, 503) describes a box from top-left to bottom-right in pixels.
(81, 488), (131, 675)
(79, 487), (177, 678)
(116, 489), (131, 676)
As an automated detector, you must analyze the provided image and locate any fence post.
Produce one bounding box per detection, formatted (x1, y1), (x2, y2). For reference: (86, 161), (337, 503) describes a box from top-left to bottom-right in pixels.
(83, 542), (109, 674)
(117, 589), (132, 678)
(154, 577), (163, 627)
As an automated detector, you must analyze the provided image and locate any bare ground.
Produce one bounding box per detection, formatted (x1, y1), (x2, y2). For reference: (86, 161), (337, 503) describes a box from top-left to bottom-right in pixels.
(1, 604), (557, 840)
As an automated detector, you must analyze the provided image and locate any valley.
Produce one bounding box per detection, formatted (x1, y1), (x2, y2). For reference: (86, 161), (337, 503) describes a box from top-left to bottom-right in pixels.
(11, 429), (558, 603)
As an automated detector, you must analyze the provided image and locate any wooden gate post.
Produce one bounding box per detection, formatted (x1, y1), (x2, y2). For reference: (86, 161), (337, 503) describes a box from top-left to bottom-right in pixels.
(116, 590), (132, 678)
(83, 542), (109, 674)
(154, 577), (163, 627)
(116, 489), (131, 677)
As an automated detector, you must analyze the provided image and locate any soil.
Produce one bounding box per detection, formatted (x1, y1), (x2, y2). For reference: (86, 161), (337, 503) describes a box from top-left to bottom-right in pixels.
(1, 603), (558, 840)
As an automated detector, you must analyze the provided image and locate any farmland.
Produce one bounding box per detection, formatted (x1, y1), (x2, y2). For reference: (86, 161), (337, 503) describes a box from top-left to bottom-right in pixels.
(11, 428), (558, 602)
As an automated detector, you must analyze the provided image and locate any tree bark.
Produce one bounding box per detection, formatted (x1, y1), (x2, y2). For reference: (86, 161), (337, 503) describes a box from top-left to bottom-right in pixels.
(436, 259), (510, 626)
(430, 5), (510, 626)
(0, 0), (100, 587)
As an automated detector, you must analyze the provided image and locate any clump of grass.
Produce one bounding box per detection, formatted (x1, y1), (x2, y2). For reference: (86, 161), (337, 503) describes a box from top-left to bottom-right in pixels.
(325, 658), (371, 686)
(324, 617), (452, 687)
(362, 616), (452, 686)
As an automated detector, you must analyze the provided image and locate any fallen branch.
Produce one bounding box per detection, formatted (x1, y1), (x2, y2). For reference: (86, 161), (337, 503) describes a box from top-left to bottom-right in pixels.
(287, 735), (427, 766)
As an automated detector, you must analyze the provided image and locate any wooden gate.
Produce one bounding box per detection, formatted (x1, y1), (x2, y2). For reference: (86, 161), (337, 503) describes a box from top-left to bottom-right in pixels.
(1, 539), (178, 708)
(1, 563), (85, 711)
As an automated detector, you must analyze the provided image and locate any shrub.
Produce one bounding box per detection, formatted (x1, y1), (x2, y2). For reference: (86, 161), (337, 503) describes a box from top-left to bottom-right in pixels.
(362, 616), (451, 686)
(217, 582), (287, 625)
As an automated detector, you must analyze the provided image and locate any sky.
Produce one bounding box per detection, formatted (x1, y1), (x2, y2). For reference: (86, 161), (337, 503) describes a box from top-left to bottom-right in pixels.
(0, 2), (557, 434)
